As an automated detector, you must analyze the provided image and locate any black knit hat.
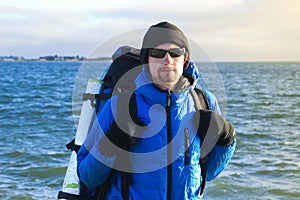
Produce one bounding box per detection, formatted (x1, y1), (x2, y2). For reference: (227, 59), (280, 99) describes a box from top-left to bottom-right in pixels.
(140, 21), (191, 68)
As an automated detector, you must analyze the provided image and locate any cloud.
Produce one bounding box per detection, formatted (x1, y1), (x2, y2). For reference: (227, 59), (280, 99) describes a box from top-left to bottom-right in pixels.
(0, 0), (299, 61)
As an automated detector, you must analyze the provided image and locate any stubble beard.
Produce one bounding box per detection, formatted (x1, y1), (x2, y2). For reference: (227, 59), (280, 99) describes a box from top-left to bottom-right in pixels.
(158, 69), (177, 83)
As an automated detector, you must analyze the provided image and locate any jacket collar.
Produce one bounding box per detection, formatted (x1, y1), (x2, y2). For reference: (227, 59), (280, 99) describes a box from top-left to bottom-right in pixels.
(135, 62), (199, 107)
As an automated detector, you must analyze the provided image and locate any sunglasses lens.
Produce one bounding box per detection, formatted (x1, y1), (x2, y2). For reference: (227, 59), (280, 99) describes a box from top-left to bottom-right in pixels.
(169, 48), (185, 57)
(149, 49), (166, 58)
(149, 48), (185, 58)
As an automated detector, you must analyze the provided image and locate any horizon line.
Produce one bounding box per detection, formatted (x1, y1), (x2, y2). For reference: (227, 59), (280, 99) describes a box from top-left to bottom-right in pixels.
(1, 54), (300, 63)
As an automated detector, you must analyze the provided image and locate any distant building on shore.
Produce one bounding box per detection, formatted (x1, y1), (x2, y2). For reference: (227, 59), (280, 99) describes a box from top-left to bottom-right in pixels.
(0, 55), (111, 62)
(39, 55), (86, 61)
(0, 56), (25, 62)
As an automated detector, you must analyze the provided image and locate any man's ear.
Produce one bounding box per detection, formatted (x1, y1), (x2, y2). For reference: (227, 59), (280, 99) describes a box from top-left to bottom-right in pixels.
(183, 51), (189, 69)
(184, 59), (189, 69)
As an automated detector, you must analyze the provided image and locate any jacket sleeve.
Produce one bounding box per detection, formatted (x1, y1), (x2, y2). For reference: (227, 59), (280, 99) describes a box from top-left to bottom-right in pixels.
(77, 97), (117, 188)
(204, 90), (236, 181)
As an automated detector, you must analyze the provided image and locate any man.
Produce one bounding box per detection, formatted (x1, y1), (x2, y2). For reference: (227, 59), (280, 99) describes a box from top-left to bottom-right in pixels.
(77, 21), (236, 199)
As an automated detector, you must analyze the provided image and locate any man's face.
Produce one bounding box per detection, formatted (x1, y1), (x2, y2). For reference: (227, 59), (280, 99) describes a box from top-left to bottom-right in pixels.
(148, 43), (185, 90)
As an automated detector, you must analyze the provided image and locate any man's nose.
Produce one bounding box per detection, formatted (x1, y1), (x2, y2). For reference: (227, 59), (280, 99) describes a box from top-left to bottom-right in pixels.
(163, 52), (173, 65)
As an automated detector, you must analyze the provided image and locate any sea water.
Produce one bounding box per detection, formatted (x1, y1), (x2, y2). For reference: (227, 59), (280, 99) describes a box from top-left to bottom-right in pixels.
(0, 61), (299, 199)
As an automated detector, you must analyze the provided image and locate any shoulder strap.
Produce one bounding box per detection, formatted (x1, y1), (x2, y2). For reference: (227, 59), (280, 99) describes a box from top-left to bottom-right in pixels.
(96, 171), (114, 200)
(94, 93), (139, 200)
(190, 88), (209, 110)
(117, 92), (142, 200)
(190, 88), (209, 196)
(118, 93), (136, 200)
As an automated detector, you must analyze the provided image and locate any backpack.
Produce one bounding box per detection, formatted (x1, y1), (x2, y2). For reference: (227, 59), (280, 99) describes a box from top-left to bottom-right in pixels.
(58, 46), (209, 200)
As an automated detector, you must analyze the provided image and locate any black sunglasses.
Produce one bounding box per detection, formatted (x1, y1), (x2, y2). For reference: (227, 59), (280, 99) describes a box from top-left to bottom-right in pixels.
(148, 48), (185, 58)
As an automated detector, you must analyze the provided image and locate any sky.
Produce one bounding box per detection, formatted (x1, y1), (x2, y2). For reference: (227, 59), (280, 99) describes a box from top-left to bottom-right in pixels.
(1, 0), (300, 61)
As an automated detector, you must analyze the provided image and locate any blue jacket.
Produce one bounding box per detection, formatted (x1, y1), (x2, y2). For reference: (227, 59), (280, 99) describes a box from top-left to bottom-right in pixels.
(77, 63), (236, 199)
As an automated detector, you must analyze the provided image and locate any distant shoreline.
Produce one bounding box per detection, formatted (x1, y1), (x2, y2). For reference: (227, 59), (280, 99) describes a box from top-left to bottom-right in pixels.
(0, 59), (112, 62)
(1, 60), (299, 63)
(0, 56), (299, 63)
(0, 55), (111, 62)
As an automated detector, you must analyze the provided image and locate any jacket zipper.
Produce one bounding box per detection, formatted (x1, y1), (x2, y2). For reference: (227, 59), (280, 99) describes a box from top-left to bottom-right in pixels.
(166, 90), (172, 200)
(184, 128), (190, 165)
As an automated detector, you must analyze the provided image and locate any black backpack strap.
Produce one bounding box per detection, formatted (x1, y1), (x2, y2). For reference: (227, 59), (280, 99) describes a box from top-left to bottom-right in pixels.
(117, 92), (143, 200)
(190, 88), (209, 196)
(199, 155), (208, 196)
(191, 88), (209, 110)
(65, 138), (81, 153)
(121, 172), (131, 200)
(57, 191), (80, 200)
(83, 93), (112, 108)
(96, 171), (114, 200)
